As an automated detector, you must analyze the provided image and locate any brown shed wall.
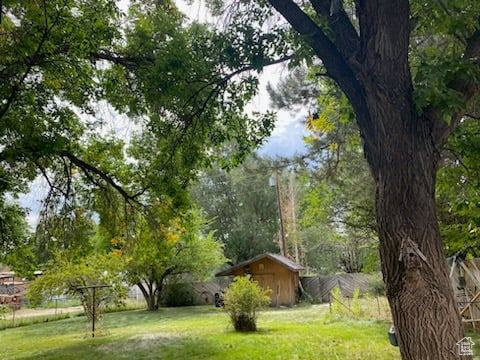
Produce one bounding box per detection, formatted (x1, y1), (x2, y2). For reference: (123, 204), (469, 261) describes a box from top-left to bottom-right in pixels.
(229, 257), (299, 306)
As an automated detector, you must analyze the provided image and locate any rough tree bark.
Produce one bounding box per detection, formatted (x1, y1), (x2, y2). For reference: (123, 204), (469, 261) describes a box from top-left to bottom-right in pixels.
(368, 96), (464, 359)
(266, 0), (480, 359)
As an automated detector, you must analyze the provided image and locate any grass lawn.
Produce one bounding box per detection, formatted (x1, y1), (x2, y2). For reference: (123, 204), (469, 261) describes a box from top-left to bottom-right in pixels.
(0, 304), (402, 359)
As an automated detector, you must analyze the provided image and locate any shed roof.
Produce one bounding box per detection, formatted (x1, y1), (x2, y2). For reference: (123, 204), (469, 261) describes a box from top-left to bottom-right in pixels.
(215, 253), (304, 277)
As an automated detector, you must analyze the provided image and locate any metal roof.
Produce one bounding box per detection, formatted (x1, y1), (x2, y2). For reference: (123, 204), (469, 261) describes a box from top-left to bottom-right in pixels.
(215, 253), (304, 277)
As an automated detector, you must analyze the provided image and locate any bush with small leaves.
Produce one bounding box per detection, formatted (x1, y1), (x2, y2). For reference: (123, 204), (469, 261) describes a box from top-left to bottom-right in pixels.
(330, 286), (347, 318)
(162, 283), (195, 307)
(351, 288), (364, 319)
(0, 305), (10, 320)
(370, 274), (386, 296)
(223, 275), (271, 331)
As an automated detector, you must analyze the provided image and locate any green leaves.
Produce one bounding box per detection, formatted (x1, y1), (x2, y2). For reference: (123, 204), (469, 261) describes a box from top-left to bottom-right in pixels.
(26, 252), (127, 311)
(121, 207), (227, 287)
(0, 199), (30, 269)
(410, 0), (480, 115)
(437, 119), (480, 257)
(1, 0), (285, 246)
(223, 275), (271, 331)
(191, 156), (280, 263)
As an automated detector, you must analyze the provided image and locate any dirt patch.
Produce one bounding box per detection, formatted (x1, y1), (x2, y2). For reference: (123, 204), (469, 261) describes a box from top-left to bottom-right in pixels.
(98, 332), (182, 353)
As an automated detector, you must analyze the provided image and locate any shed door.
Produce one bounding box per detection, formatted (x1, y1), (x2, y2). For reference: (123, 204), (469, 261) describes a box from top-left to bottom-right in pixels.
(253, 274), (277, 306)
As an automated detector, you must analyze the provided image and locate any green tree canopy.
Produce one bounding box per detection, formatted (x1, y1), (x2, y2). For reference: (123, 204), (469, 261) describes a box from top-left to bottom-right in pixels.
(118, 208), (227, 311)
(0, 0), (279, 240)
(192, 155), (280, 263)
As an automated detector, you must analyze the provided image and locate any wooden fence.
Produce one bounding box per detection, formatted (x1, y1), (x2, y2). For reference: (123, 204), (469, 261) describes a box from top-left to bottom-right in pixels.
(449, 257), (480, 331)
(300, 273), (379, 303)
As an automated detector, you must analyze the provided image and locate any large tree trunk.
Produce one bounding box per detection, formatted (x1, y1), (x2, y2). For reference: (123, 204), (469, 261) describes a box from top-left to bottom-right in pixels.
(358, 2), (467, 357)
(264, 1), (478, 358)
(137, 273), (170, 311)
(368, 102), (466, 359)
(137, 281), (158, 311)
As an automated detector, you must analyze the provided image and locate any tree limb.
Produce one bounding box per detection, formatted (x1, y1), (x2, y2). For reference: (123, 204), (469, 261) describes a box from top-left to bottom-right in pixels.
(267, 0), (375, 152)
(309, 0), (360, 60)
(0, 1), (65, 121)
(91, 51), (155, 70)
(59, 150), (143, 206)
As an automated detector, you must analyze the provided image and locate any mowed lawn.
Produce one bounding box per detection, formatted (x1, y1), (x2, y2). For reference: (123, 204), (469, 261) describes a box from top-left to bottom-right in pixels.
(0, 305), (400, 360)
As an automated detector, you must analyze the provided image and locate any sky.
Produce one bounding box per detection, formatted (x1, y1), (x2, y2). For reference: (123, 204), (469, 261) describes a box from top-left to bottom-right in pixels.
(17, 1), (308, 227)
(246, 64), (308, 158)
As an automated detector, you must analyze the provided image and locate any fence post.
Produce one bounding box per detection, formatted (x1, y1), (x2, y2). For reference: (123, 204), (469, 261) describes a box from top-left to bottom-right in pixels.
(376, 295), (381, 317)
(11, 305), (15, 327)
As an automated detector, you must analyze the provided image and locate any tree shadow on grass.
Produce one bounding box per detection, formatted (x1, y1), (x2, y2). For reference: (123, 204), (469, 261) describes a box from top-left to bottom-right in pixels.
(101, 306), (222, 329)
(14, 332), (221, 360)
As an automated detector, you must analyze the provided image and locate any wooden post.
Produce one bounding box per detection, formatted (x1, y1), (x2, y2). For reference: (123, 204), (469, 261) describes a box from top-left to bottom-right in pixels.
(75, 284), (111, 338)
(289, 172), (300, 264)
(275, 170), (287, 257)
(449, 256), (457, 278)
(376, 295), (381, 317)
(92, 287), (96, 338)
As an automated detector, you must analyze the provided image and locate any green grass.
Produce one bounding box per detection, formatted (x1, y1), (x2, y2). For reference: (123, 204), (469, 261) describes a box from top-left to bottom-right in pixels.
(27, 298), (82, 309)
(0, 304), (401, 360)
(0, 300), (145, 331)
(0, 312), (78, 331)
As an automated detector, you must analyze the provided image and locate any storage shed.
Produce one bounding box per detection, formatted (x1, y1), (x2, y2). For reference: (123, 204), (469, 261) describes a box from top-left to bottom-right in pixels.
(215, 253), (304, 306)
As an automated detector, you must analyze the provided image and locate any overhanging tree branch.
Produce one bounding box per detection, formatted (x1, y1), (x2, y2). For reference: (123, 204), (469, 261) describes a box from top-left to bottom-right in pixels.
(91, 51), (155, 70)
(309, 0), (360, 60)
(59, 150), (144, 206)
(0, 1), (66, 121)
(267, 0), (375, 153)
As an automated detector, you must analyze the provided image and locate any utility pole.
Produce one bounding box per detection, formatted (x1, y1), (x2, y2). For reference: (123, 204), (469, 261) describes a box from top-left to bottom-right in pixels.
(289, 171), (300, 264)
(274, 170), (287, 257)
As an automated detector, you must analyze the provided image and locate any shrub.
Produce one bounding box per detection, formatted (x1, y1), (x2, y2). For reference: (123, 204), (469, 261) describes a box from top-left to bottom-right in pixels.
(162, 283), (195, 307)
(330, 286), (347, 318)
(370, 274), (386, 296)
(0, 305), (9, 320)
(350, 288), (364, 319)
(223, 275), (271, 331)
(26, 253), (127, 324)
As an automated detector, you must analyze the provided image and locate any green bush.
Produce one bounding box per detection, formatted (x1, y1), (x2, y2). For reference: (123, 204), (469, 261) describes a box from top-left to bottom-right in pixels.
(0, 305), (10, 320)
(350, 288), (364, 319)
(162, 283), (194, 307)
(223, 275), (271, 332)
(370, 274), (386, 296)
(330, 286), (347, 318)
